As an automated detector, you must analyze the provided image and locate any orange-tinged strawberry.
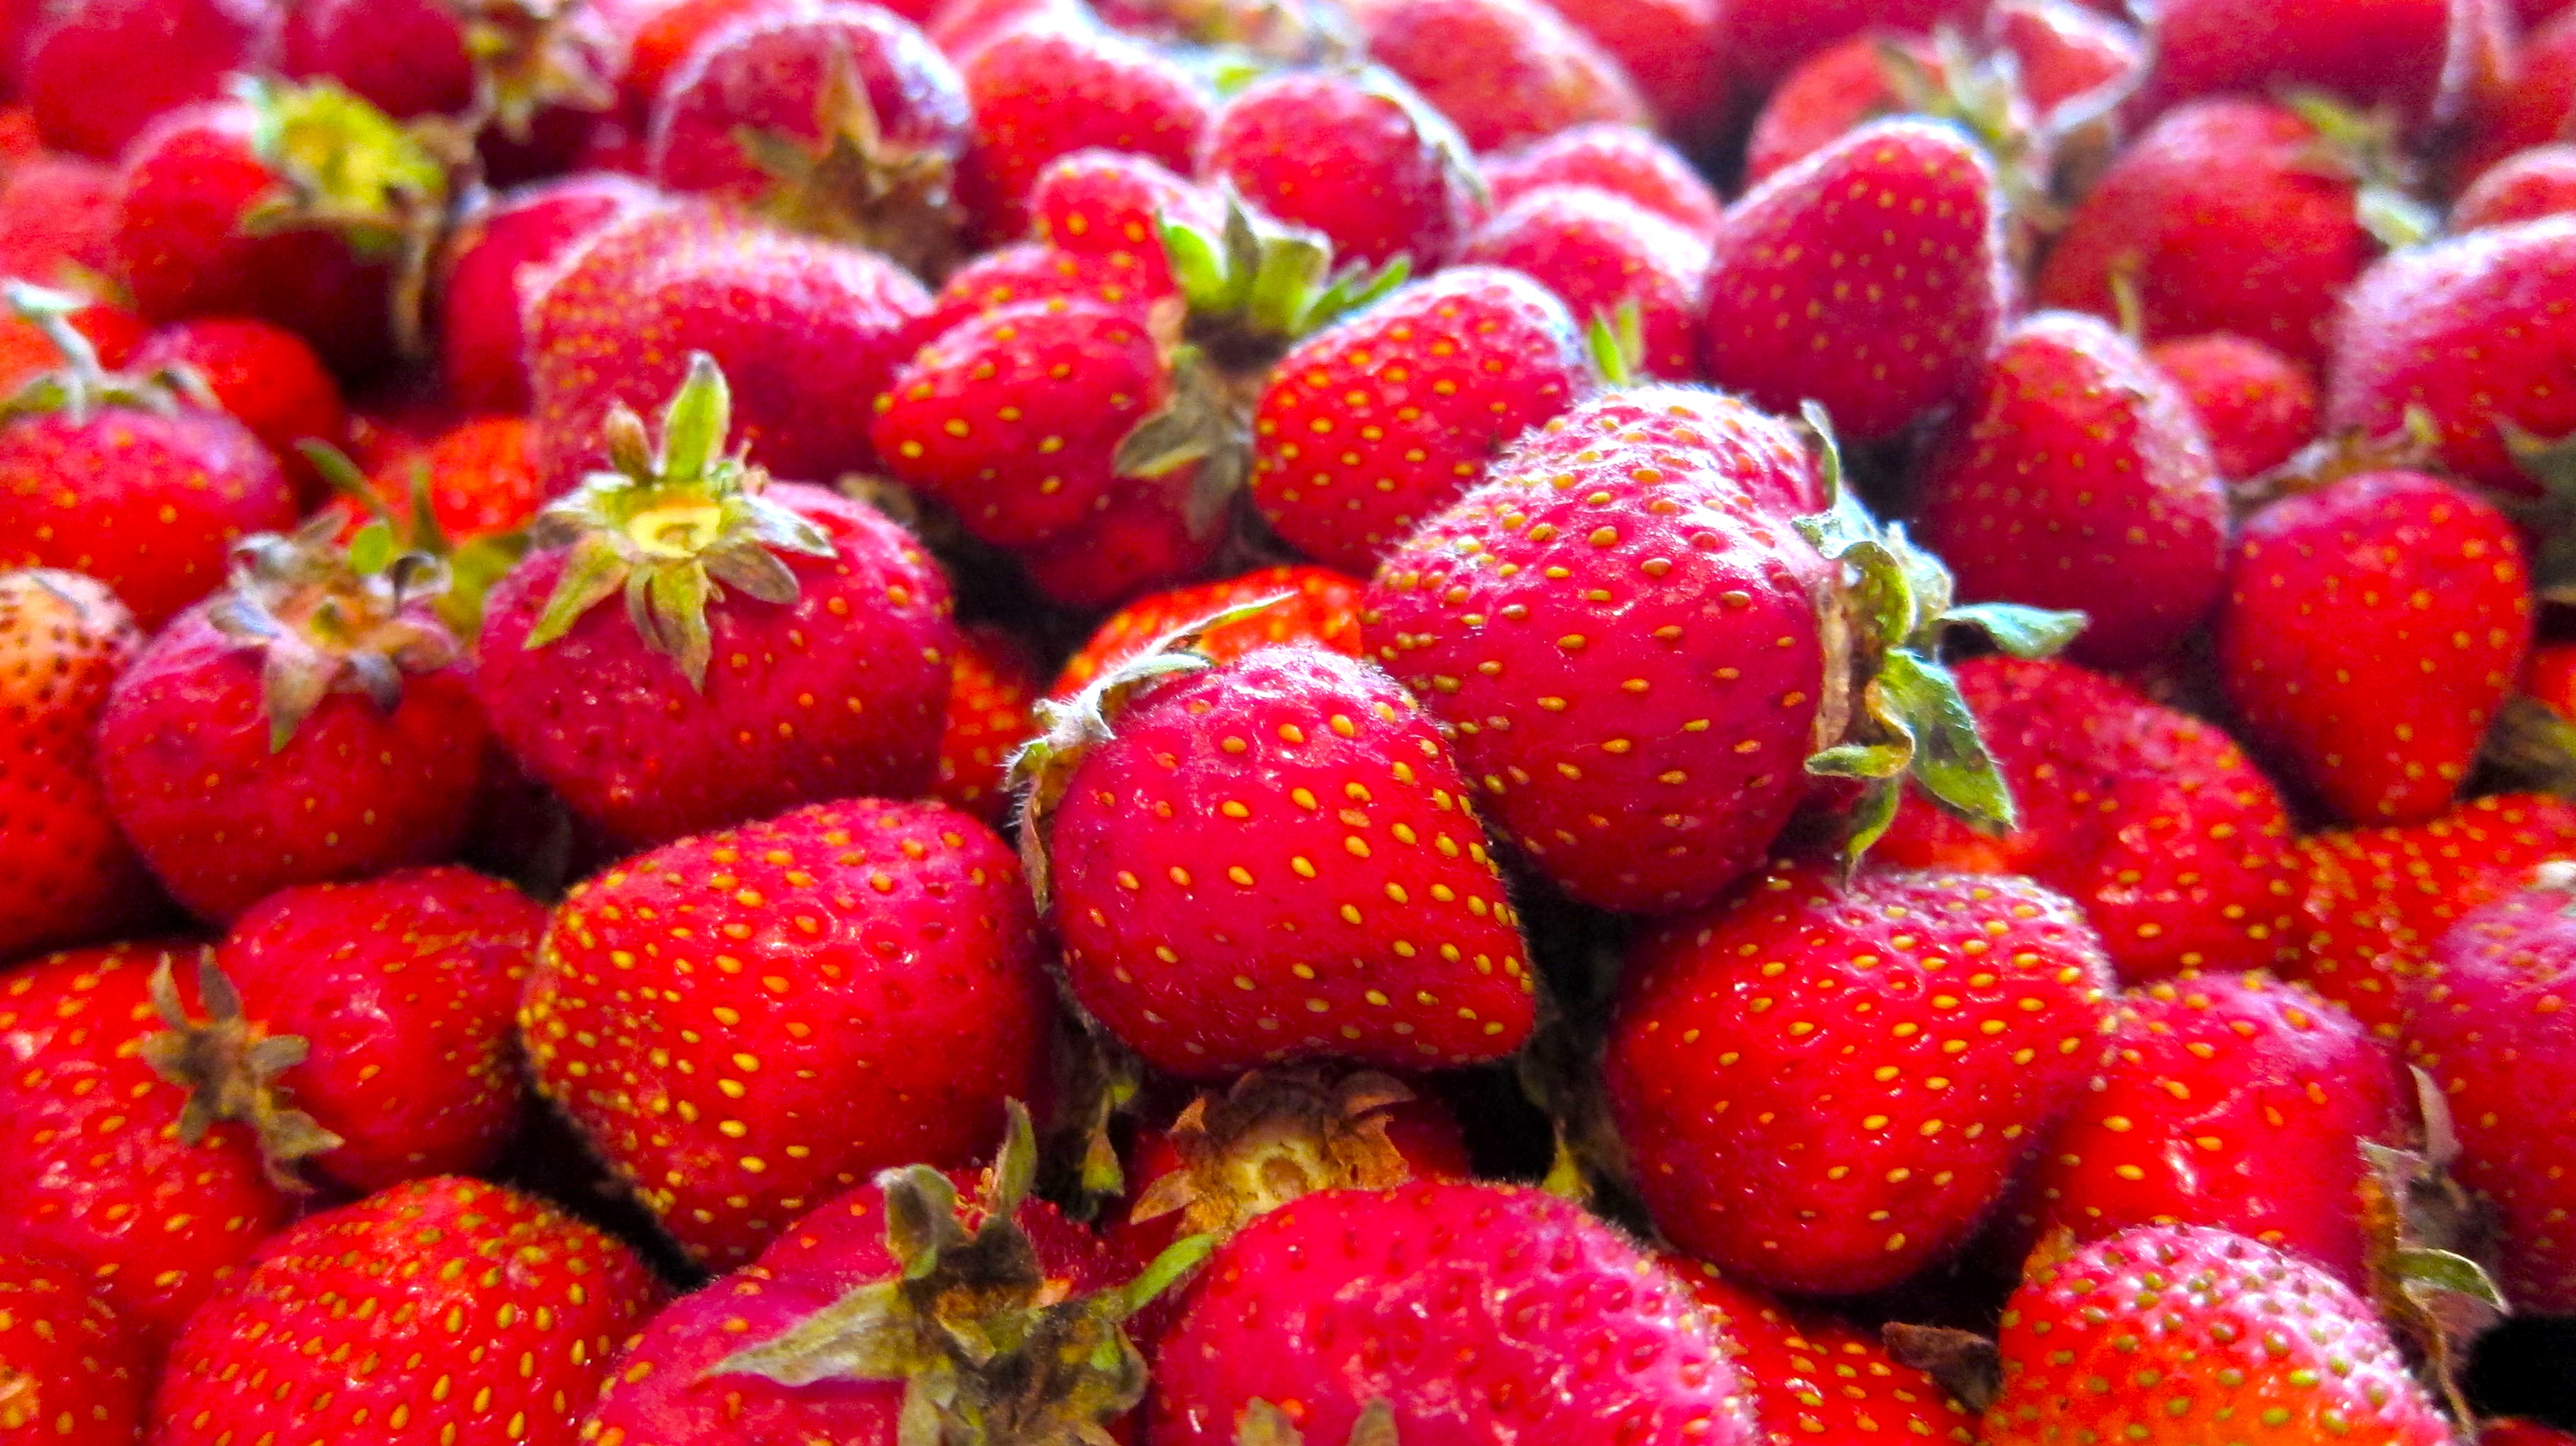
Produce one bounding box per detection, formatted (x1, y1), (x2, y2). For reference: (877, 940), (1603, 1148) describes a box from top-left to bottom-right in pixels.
(1663, 1257), (1979, 1446)
(933, 624), (1039, 827)
(1052, 564), (1364, 698)
(367, 414), (545, 543)
(0, 570), (155, 963)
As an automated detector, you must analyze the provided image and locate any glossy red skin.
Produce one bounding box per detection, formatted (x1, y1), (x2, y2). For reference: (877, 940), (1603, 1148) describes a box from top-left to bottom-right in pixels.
(1480, 123), (1723, 239)
(363, 415), (544, 542)
(477, 484), (955, 850)
(2325, 215), (2576, 491)
(149, 1177), (660, 1446)
(129, 318), (345, 503)
(1150, 1181), (1759, 1446)
(1607, 863), (2117, 1295)
(1664, 1260), (1978, 1446)
(1047, 647), (1535, 1077)
(2454, 145), (2576, 229)
(1743, 31), (1937, 186)
(1877, 657), (2298, 983)
(1711, 0), (1981, 90)
(2410, 883), (2576, 1310)
(2037, 98), (2371, 369)
(2147, 331), (2318, 482)
(953, 21), (1211, 244)
(1500, 387), (1828, 521)
(2488, 1425), (2576, 1446)
(931, 623), (1037, 826)
(0, 1250), (148, 1446)
(1461, 186), (1710, 380)
(2133, 0), (2469, 119)
(1991, 0), (2140, 116)
(0, 944), (294, 1351)
(1918, 311), (2227, 666)
(520, 798), (1056, 1267)
(2018, 973), (2397, 1286)
(278, 0), (472, 119)
(2464, 8), (2576, 175)
(1054, 563), (1366, 698)
(1347, 0), (1647, 153)
(2219, 470), (2530, 827)
(439, 172), (661, 415)
(647, 0), (971, 208)
(525, 202), (931, 494)
(1542, 0), (1722, 141)
(1015, 474), (1217, 609)
(1362, 399), (1830, 915)
(1703, 120), (2005, 443)
(1029, 146), (1216, 291)
(0, 154), (119, 286)
(0, 573), (153, 963)
(0, 405), (297, 628)
(96, 603), (487, 924)
(20, 0), (265, 160)
(213, 867), (543, 1193)
(1200, 68), (1474, 273)
(1984, 1226), (2449, 1446)
(907, 239), (1171, 350)
(1250, 266), (1587, 575)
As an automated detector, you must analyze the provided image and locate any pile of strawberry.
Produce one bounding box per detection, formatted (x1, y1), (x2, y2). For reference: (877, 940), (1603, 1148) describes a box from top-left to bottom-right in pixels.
(11, 0), (2576, 1439)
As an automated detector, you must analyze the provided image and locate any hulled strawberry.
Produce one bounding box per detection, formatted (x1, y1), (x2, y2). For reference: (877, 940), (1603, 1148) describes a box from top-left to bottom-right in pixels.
(1606, 861), (2117, 1296)
(1460, 185), (1712, 380)
(1664, 1260), (1979, 1446)
(148, 1176), (660, 1446)
(1480, 123), (1724, 239)
(933, 624), (1039, 826)
(18, 0), (263, 160)
(1013, 638), (1537, 1077)
(1700, 119), (2005, 444)
(2147, 331), (2320, 482)
(1198, 66), (1475, 273)
(2452, 145), (2576, 231)
(1053, 563), (1364, 696)
(0, 570), (155, 962)
(1149, 1181), (1758, 1446)
(438, 172), (660, 414)
(481, 355), (958, 849)
(520, 796), (1056, 1267)
(0, 1250), (146, 1445)
(1983, 1225), (2449, 1445)
(1345, 0), (1648, 153)
(953, 19), (1212, 241)
(2218, 468), (2531, 826)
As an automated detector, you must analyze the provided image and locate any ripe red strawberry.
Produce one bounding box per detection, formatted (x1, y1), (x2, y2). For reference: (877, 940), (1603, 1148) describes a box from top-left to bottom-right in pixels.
(1015, 641), (1537, 1077)
(2131, 0), (2486, 120)
(907, 238), (1173, 347)
(1248, 266), (1588, 575)
(1347, 0), (1647, 153)
(933, 623), (1039, 825)
(1198, 67), (1475, 273)
(2408, 868), (2576, 1311)
(2488, 1425), (2576, 1446)
(1989, 0), (2140, 118)
(2324, 215), (2576, 492)
(1916, 310), (2228, 666)
(0, 943), (295, 1349)
(484, 356), (958, 849)
(281, 0), (614, 141)
(1664, 1259), (1979, 1446)
(2219, 469), (2531, 827)
(2452, 145), (2576, 229)
(0, 154), (122, 288)
(1027, 145), (1218, 288)
(1742, 30), (1938, 186)
(278, 0), (477, 119)
(1606, 862), (2116, 1295)
(0, 1250), (147, 1445)
(1013, 477), (1224, 609)
(520, 796), (1056, 1266)
(1461, 186), (1711, 380)
(1480, 122), (1724, 239)
(1983, 1225), (2449, 1446)
(128, 317), (346, 501)
(0, 571), (155, 962)
(0, 296), (138, 399)
(1053, 563), (1364, 696)
(149, 1176), (660, 1446)
(365, 414), (545, 543)
(2463, 7), (2576, 175)
(1542, 0), (1724, 142)
(1876, 657), (2298, 982)
(1149, 1180), (1759, 1446)
(439, 172), (660, 414)
(18, 0), (263, 160)
(953, 20), (1212, 242)
(2036, 97), (2379, 369)
(2147, 331), (2320, 482)
(1710, 0), (1981, 92)
(1701, 119), (2005, 443)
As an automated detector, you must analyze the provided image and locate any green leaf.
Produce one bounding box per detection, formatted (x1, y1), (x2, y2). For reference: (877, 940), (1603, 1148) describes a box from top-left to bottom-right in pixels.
(639, 562), (715, 690)
(1943, 602), (2087, 659)
(881, 1165), (964, 1279)
(1806, 739), (1913, 782)
(660, 352), (731, 484)
(1119, 1232), (1216, 1317)
(1843, 779), (1905, 866)
(258, 635), (338, 752)
(1244, 232), (1332, 340)
(345, 520), (396, 577)
(713, 1280), (920, 1386)
(1159, 215), (1230, 309)
(703, 539), (803, 607)
(2390, 1248), (2510, 1310)
(522, 533), (629, 650)
(987, 1099), (1038, 1219)
(1880, 650), (2017, 833)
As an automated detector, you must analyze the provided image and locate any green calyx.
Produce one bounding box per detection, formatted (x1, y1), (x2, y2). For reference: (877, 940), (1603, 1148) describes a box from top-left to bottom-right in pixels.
(455, 0), (614, 143)
(1236, 1399), (1399, 1446)
(2359, 1067), (2509, 1425)
(1791, 402), (2087, 864)
(731, 38), (960, 276)
(520, 352), (833, 691)
(208, 510), (460, 752)
(2280, 88), (2437, 251)
(0, 280), (214, 425)
(1876, 28), (2069, 240)
(1150, 0), (1360, 67)
(299, 438), (531, 643)
(137, 952), (344, 1192)
(713, 1101), (1215, 1446)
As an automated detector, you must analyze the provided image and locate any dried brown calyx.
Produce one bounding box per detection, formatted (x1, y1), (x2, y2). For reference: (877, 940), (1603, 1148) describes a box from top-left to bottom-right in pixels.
(137, 952), (342, 1191)
(1129, 1067), (1423, 1239)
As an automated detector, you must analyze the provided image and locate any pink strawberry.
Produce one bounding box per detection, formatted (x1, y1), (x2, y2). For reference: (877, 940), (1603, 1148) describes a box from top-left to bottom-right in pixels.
(2147, 331), (2320, 482)
(439, 172), (660, 414)
(1701, 119), (2005, 443)
(2452, 145), (2576, 229)
(0, 1250), (147, 1445)
(953, 19), (1212, 242)
(2218, 469), (2531, 825)
(2132, 0), (2495, 121)
(1013, 640), (1537, 1077)
(1480, 122), (1723, 239)
(127, 317), (346, 502)
(520, 796), (1056, 1267)
(18, 0), (264, 160)
(482, 355), (958, 849)
(1461, 185), (1711, 380)
(1346, 0), (1647, 153)
(1149, 1181), (1760, 1446)
(1198, 67), (1476, 273)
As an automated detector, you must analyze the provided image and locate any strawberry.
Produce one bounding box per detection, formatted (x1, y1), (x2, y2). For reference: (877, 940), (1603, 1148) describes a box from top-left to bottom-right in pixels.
(1346, 0), (1647, 153)
(2035, 97), (2381, 369)
(1989, 0), (2141, 118)
(1479, 122), (1724, 239)
(1664, 1259), (1979, 1446)
(2490, 1426), (2576, 1446)
(365, 414), (545, 543)
(1711, 0), (1982, 92)
(1148, 1180), (1759, 1446)
(439, 172), (660, 415)
(1916, 310), (2229, 667)
(2324, 215), (2576, 492)
(1700, 119), (2005, 443)
(1982, 1225), (2449, 1445)
(520, 796), (1057, 1267)
(281, 0), (614, 138)
(18, 0), (263, 160)
(611, 0), (780, 116)
(2132, 0), (2488, 120)
(907, 237), (1174, 346)
(0, 154), (121, 287)
(1606, 861), (2117, 1294)
(97, 518), (484, 922)
(127, 317), (347, 503)
(2218, 469), (2531, 826)
(922, 0), (1074, 61)
(0, 287), (297, 628)
(2407, 866), (2576, 1311)
(1875, 657), (2299, 982)
(482, 356), (958, 849)
(932, 623), (1039, 826)
(1248, 266), (1589, 575)
(0, 1250), (146, 1445)
(1052, 563), (1364, 696)
(645, 0), (971, 271)
(1741, 31), (1941, 186)
(1198, 67), (1475, 273)
(0, 570), (155, 962)
(2462, 7), (2576, 176)
(525, 200), (931, 495)
(148, 1176), (661, 1446)
(1014, 478), (1224, 609)
(953, 20), (1212, 243)
(278, 0), (479, 119)
(2452, 145), (2576, 229)
(0, 297), (138, 399)
(1541, 0), (1724, 143)
(1028, 145), (1219, 286)
(1460, 186), (1712, 380)
(1013, 640), (1537, 1077)
(2147, 331), (2320, 482)
(0, 943), (296, 1349)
